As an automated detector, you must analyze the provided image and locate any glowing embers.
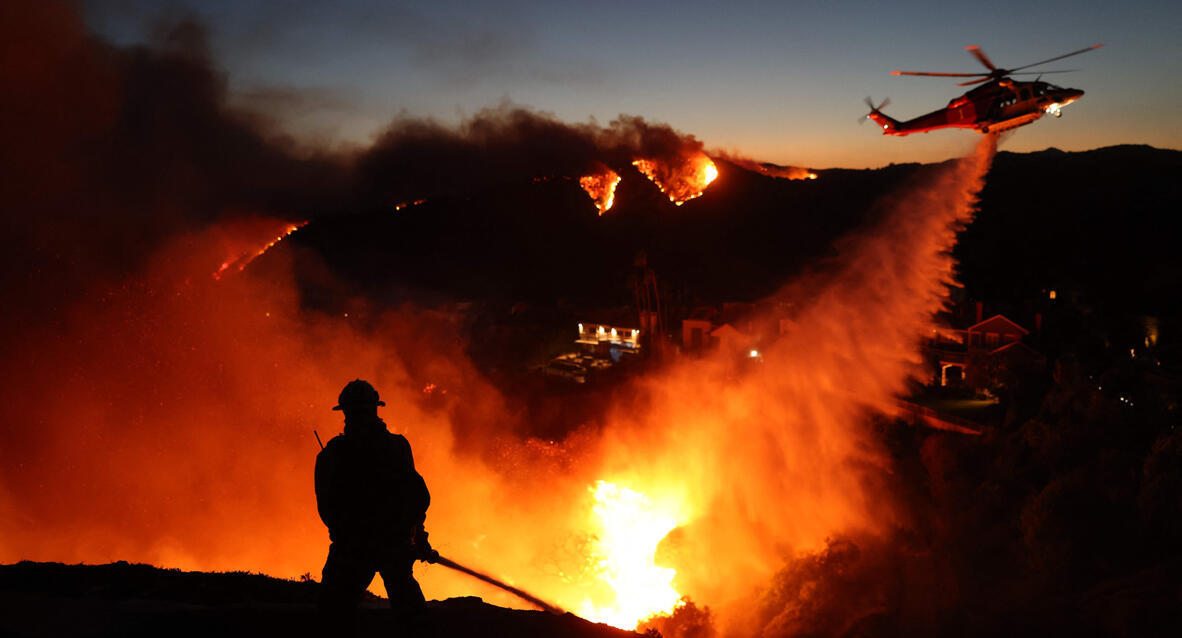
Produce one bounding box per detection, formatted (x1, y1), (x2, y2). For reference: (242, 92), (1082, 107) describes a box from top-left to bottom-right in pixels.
(579, 481), (686, 629)
(751, 163), (818, 180)
(632, 154), (718, 206)
(394, 199), (427, 211)
(579, 168), (622, 216)
(212, 220), (306, 280)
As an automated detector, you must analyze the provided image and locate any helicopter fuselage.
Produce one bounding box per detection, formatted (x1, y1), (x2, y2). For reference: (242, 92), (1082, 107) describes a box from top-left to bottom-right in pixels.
(869, 79), (1084, 136)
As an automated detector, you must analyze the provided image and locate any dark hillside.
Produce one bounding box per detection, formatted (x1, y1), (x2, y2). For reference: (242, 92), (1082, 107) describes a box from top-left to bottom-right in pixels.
(0, 561), (637, 638)
(285, 145), (1181, 317)
(961, 145), (1182, 316)
(284, 158), (929, 308)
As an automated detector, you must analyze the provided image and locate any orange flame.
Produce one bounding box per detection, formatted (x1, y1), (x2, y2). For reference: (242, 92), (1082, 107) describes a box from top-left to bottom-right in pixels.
(577, 481), (690, 628)
(394, 199), (427, 211)
(579, 169), (622, 215)
(632, 153), (718, 206)
(212, 220), (306, 280)
(710, 153), (817, 181)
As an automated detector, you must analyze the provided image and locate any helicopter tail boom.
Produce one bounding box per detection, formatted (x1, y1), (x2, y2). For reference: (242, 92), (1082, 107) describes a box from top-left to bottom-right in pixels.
(866, 108), (902, 135)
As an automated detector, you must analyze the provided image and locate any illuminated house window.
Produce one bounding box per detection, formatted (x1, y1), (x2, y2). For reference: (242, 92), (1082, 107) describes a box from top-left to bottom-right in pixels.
(575, 321), (642, 352)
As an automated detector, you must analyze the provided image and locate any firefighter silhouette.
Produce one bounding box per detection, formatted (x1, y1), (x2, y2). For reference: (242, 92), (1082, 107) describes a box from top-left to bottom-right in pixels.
(315, 379), (437, 635)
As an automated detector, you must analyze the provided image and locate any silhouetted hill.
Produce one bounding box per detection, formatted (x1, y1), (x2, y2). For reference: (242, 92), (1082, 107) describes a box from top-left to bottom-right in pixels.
(282, 145), (1180, 320)
(960, 144), (1182, 316)
(0, 561), (636, 638)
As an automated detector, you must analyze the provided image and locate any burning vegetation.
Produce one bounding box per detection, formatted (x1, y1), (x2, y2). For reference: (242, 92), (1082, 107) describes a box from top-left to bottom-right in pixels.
(579, 481), (690, 627)
(358, 109), (743, 215)
(632, 154), (719, 206)
(579, 167), (622, 215)
(212, 220), (306, 280)
(712, 152), (817, 181)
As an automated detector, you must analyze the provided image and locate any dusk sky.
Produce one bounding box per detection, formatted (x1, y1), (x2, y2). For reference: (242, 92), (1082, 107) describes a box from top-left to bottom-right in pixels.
(84, 0), (1181, 168)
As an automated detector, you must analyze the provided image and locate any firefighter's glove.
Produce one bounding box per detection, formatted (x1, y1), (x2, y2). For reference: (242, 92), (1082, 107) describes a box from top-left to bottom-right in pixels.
(414, 528), (440, 564)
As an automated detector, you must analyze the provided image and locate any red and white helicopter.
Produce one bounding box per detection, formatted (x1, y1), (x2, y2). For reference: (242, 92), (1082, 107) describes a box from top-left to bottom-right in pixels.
(865, 44), (1102, 136)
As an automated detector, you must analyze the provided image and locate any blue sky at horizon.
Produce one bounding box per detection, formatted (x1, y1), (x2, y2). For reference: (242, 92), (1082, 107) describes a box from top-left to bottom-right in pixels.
(83, 0), (1182, 169)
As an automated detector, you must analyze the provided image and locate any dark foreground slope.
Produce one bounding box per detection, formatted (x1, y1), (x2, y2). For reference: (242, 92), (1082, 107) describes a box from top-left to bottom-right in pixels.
(0, 561), (635, 638)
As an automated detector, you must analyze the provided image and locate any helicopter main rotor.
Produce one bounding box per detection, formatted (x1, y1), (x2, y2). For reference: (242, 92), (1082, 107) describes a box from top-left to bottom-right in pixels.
(892, 44), (1102, 86)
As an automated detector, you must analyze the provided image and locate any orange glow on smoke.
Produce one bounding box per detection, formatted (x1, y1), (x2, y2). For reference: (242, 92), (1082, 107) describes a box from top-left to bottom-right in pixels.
(1, 137), (998, 635)
(632, 153), (718, 205)
(212, 219), (306, 279)
(579, 169), (622, 215)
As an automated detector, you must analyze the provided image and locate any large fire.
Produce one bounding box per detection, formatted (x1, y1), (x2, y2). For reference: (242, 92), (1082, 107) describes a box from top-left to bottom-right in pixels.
(0, 133), (999, 637)
(579, 168), (622, 215)
(578, 481), (689, 628)
(632, 153), (719, 205)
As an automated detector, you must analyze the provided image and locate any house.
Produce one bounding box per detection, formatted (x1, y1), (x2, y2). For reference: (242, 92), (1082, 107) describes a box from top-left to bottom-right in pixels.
(679, 302), (761, 356)
(966, 315), (1028, 350)
(925, 309), (1043, 389)
(681, 306), (718, 350)
(574, 307), (642, 361)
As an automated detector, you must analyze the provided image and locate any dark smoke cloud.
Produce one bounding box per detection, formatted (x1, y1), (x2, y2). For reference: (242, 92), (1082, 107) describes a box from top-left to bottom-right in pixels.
(355, 105), (712, 208)
(0, 1), (347, 338)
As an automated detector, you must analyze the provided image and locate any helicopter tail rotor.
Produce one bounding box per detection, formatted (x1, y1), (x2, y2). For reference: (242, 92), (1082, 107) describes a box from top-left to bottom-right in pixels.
(863, 97), (900, 133)
(860, 96), (891, 124)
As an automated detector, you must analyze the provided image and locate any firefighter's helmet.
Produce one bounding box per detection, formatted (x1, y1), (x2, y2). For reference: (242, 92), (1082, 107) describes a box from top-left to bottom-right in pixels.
(332, 379), (386, 411)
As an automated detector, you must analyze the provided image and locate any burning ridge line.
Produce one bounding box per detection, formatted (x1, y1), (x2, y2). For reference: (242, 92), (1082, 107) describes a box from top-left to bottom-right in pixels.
(213, 221), (307, 280)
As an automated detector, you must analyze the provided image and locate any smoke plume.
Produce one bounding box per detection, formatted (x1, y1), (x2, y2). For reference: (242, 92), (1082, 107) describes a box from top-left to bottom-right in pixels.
(356, 107), (724, 209)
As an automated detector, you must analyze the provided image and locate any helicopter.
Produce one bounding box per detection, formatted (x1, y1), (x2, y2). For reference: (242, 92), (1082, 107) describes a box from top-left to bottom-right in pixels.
(865, 44), (1102, 136)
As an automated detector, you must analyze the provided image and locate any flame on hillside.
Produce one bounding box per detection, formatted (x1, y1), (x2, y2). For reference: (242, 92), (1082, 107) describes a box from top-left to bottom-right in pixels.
(712, 152), (818, 181)
(395, 199), (427, 211)
(212, 220), (306, 280)
(752, 163), (815, 180)
(579, 168), (622, 215)
(632, 153), (718, 206)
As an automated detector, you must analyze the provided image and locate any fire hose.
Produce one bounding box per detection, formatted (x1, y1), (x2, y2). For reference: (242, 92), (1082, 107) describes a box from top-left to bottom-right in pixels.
(429, 554), (565, 615)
